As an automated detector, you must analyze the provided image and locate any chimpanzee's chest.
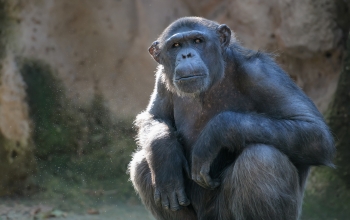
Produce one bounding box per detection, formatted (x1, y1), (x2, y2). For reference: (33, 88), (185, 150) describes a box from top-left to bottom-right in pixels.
(172, 85), (254, 150)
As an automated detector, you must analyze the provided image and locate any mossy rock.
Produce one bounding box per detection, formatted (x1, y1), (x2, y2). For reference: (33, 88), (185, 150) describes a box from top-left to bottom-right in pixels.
(0, 133), (36, 195)
(20, 58), (81, 159)
(302, 29), (350, 219)
(0, 1), (37, 195)
(18, 58), (137, 206)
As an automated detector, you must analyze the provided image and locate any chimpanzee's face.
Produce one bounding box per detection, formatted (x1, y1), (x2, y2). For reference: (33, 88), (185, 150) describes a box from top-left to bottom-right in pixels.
(149, 23), (231, 96)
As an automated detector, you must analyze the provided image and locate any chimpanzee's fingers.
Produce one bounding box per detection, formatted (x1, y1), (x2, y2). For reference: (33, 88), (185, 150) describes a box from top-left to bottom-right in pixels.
(161, 194), (170, 210)
(169, 191), (180, 211)
(199, 163), (212, 188)
(176, 188), (190, 206)
(192, 173), (206, 188)
(154, 188), (161, 206)
(191, 161), (206, 187)
(191, 164), (198, 181)
(200, 170), (220, 189)
(194, 174), (209, 189)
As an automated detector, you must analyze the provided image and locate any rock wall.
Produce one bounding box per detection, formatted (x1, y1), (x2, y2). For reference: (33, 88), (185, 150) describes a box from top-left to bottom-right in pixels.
(0, 0), (346, 195)
(17, 0), (191, 119)
(0, 1), (36, 195)
(184, 0), (343, 112)
(16, 0), (344, 118)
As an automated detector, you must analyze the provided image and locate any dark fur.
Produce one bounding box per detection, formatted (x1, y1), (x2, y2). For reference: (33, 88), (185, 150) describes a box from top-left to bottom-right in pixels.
(128, 17), (335, 220)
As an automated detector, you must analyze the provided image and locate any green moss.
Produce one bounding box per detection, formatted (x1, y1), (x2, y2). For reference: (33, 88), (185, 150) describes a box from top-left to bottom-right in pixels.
(19, 58), (137, 209)
(20, 59), (81, 159)
(302, 167), (350, 219)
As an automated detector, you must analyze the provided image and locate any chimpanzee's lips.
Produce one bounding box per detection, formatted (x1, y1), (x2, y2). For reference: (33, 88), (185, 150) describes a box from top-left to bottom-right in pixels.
(175, 75), (205, 81)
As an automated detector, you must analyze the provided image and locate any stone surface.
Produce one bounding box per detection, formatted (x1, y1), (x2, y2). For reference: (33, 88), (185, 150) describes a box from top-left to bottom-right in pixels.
(0, 0), (36, 196)
(17, 0), (190, 118)
(0, 0), (345, 195)
(11, 0), (344, 117)
(15, 0), (343, 117)
(0, 54), (36, 195)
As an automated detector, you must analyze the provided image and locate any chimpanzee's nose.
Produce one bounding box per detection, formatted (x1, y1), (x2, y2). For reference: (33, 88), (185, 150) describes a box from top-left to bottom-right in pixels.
(181, 52), (193, 59)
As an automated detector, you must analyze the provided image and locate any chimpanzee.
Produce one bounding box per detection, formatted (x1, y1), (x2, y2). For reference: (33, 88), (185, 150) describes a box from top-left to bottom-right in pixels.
(128, 17), (335, 220)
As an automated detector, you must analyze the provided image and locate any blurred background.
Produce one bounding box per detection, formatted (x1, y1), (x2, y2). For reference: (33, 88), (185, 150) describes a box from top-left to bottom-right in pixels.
(0, 0), (349, 219)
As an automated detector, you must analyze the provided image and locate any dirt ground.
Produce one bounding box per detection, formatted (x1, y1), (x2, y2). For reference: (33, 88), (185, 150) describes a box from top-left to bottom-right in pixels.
(0, 199), (155, 220)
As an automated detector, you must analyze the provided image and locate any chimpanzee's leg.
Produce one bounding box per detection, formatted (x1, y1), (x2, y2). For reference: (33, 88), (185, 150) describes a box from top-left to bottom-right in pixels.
(129, 150), (197, 220)
(196, 144), (302, 220)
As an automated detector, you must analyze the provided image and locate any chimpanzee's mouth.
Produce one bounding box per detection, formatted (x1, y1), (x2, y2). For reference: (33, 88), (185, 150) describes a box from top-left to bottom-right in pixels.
(175, 75), (205, 81)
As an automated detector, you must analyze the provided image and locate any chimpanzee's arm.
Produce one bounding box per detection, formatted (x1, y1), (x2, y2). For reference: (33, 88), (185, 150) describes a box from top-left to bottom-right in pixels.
(135, 73), (190, 211)
(191, 53), (335, 189)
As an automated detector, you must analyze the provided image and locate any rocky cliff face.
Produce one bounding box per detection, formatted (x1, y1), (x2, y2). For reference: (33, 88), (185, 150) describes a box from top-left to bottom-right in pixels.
(16, 0), (343, 117)
(0, 0), (346, 194)
(0, 54), (36, 195)
(0, 1), (36, 195)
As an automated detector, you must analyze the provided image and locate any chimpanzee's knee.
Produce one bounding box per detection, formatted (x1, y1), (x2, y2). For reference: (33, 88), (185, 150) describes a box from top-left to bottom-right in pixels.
(128, 150), (157, 211)
(223, 144), (301, 220)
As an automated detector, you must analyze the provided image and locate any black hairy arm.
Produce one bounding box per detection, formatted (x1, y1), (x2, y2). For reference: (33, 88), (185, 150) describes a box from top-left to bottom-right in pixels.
(191, 52), (336, 189)
(135, 74), (190, 211)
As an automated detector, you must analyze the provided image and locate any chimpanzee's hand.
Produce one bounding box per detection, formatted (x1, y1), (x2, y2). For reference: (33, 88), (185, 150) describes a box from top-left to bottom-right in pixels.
(153, 153), (191, 211)
(191, 128), (221, 189)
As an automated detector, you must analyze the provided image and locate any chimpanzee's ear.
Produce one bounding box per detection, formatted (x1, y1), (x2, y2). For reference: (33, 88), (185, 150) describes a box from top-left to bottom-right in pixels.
(148, 41), (161, 64)
(217, 24), (231, 48)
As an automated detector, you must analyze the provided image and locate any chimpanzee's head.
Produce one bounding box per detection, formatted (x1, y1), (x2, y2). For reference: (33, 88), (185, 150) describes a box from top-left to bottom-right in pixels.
(149, 17), (232, 96)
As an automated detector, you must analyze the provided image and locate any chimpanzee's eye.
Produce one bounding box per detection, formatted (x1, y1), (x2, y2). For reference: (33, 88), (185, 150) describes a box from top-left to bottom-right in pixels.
(194, 38), (202, 44)
(173, 42), (180, 48)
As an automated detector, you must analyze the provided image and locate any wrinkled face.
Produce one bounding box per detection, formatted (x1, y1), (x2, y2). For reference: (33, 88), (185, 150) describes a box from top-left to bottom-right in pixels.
(149, 22), (231, 96)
